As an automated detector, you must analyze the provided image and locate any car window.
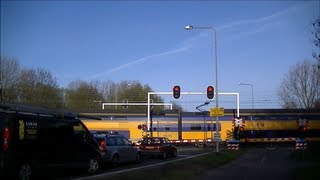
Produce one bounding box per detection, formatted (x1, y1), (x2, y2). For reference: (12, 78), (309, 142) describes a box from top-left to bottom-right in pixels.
(73, 122), (87, 141)
(116, 137), (125, 146)
(163, 138), (171, 144)
(122, 138), (132, 146)
(106, 137), (116, 146)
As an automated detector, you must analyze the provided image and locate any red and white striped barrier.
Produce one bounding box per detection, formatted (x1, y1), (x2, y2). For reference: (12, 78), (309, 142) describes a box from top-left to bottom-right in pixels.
(227, 143), (239, 150)
(295, 142), (307, 150)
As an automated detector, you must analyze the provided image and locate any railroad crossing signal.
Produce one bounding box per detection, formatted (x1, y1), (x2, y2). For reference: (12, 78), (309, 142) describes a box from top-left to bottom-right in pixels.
(137, 124), (147, 131)
(297, 118), (308, 127)
(234, 117), (241, 127)
(233, 117), (245, 140)
(207, 86), (214, 99)
(173, 86), (181, 99)
(296, 118), (308, 139)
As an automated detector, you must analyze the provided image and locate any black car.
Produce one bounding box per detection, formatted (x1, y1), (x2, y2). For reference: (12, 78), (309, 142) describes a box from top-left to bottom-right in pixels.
(0, 103), (102, 179)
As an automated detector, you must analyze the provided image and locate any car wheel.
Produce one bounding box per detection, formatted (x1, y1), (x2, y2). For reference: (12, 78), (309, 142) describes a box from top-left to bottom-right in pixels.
(88, 157), (99, 173)
(18, 162), (32, 180)
(161, 152), (167, 160)
(136, 153), (142, 163)
(172, 149), (178, 158)
(112, 155), (119, 168)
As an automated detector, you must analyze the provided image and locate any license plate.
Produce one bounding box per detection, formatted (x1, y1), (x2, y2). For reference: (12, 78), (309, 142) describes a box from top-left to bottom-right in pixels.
(146, 146), (154, 149)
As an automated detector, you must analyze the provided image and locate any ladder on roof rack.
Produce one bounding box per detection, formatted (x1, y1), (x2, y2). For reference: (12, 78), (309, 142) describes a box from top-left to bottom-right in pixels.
(0, 102), (102, 120)
(0, 102), (77, 118)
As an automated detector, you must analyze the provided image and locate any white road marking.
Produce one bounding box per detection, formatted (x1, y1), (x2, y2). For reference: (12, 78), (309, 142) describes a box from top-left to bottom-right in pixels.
(74, 152), (212, 180)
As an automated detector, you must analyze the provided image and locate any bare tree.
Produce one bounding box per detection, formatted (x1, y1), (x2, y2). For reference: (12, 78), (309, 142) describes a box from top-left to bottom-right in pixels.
(18, 68), (63, 108)
(65, 80), (104, 111)
(0, 57), (21, 102)
(312, 17), (320, 108)
(312, 16), (320, 64)
(278, 59), (320, 109)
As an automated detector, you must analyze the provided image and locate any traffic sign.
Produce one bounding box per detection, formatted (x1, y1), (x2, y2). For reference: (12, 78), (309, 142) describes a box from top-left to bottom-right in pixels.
(210, 107), (224, 117)
(214, 133), (221, 141)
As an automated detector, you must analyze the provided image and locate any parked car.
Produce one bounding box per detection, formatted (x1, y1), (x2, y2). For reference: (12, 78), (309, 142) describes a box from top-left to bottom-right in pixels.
(139, 137), (178, 159)
(0, 103), (102, 180)
(93, 132), (142, 167)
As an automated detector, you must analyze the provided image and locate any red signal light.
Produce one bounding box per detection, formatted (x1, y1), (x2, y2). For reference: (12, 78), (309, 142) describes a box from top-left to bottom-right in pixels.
(173, 86), (181, 99)
(142, 124), (147, 131)
(240, 127), (244, 131)
(303, 127), (307, 131)
(207, 86), (214, 99)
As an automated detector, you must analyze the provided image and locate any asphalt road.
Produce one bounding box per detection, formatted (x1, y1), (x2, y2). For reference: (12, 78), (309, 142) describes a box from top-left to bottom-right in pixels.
(198, 146), (301, 180)
(33, 145), (305, 180)
(33, 146), (212, 180)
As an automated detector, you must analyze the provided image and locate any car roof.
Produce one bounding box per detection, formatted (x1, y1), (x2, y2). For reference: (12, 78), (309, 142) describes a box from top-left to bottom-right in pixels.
(145, 137), (168, 139)
(93, 133), (124, 139)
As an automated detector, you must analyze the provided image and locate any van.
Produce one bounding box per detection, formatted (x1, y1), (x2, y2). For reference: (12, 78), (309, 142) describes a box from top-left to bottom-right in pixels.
(0, 103), (102, 179)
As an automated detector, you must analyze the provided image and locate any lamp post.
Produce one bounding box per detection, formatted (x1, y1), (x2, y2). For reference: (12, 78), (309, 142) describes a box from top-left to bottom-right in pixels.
(238, 83), (254, 110)
(185, 25), (220, 152)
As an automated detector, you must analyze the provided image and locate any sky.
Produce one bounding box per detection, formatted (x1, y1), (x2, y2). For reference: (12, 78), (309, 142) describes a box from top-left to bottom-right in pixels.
(1, 0), (319, 111)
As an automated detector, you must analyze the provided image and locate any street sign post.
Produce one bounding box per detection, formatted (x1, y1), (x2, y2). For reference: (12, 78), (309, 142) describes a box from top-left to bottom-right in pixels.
(210, 107), (224, 117)
(214, 133), (221, 141)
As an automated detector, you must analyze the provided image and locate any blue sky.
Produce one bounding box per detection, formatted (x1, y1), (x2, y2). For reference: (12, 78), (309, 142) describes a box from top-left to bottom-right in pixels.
(1, 1), (319, 110)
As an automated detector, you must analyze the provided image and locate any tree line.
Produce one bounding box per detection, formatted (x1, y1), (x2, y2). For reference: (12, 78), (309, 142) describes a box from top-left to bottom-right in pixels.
(0, 57), (170, 112)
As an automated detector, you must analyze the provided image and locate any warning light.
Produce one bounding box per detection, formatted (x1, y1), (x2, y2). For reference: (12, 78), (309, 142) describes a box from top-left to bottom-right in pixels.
(173, 86), (181, 99)
(239, 127), (244, 131)
(303, 126), (307, 131)
(207, 86), (214, 99)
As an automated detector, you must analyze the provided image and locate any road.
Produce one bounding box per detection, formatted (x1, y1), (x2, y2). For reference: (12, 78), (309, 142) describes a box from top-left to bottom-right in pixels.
(33, 146), (212, 180)
(199, 146), (302, 180)
(34, 146), (305, 180)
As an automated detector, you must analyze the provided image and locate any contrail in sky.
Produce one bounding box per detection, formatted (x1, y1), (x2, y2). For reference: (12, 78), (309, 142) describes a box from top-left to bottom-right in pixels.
(88, 44), (192, 79)
(90, 3), (298, 79)
(105, 46), (190, 74)
(216, 4), (296, 31)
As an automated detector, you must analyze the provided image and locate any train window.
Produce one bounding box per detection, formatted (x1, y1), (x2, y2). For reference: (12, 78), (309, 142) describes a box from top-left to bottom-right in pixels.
(252, 116), (265, 120)
(190, 124), (202, 131)
(269, 116), (278, 120)
(165, 127), (170, 131)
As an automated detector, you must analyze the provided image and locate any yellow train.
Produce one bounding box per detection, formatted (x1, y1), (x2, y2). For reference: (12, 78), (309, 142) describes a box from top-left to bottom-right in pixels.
(81, 109), (320, 143)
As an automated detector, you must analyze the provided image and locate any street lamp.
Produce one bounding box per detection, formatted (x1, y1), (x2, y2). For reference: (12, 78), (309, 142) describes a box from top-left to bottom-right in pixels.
(185, 25), (220, 152)
(238, 83), (254, 110)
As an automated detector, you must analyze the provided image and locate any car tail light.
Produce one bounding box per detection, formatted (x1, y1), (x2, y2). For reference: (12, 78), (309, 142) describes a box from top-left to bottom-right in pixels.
(99, 139), (106, 152)
(3, 128), (9, 151)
